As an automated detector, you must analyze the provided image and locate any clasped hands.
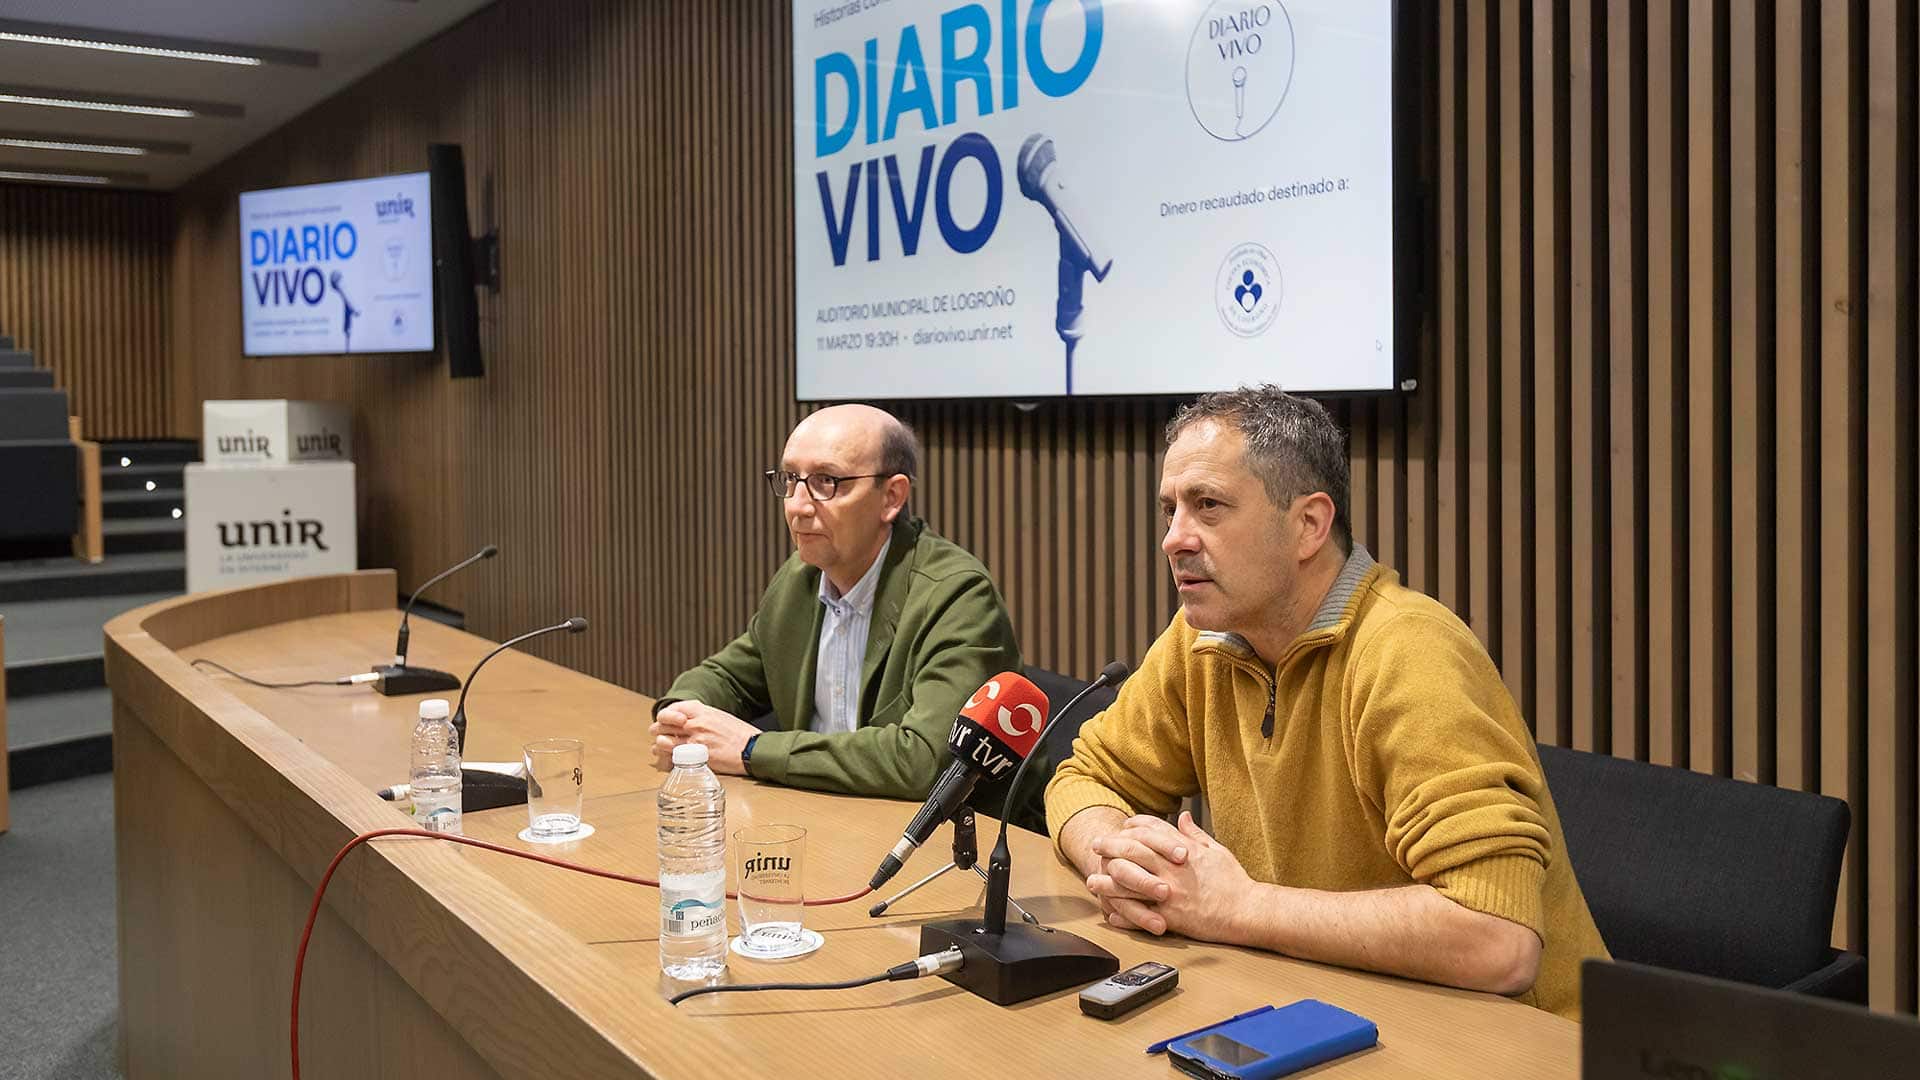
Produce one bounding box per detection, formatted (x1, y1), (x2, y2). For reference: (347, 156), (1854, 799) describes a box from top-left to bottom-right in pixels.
(1084, 810), (1256, 942)
(649, 700), (757, 775)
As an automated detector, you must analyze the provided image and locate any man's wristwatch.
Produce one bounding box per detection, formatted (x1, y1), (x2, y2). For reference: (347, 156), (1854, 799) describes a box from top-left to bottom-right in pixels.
(740, 733), (759, 777)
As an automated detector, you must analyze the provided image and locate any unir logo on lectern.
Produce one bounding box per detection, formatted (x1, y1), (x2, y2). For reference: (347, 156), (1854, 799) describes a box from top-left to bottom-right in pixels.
(217, 429), (271, 456)
(217, 507), (330, 552)
(295, 427), (344, 457)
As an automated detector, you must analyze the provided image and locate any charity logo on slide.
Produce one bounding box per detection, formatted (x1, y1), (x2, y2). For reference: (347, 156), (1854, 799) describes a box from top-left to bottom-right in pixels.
(1186, 1), (1296, 142)
(1215, 242), (1282, 337)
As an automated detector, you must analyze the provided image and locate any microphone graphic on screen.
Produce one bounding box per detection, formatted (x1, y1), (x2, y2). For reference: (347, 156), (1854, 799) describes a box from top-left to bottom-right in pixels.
(373, 545), (499, 696)
(1233, 66), (1248, 134)
(1017, 135), (1112, 395)
(328, 270), (361, 352)
(867, 671), (1050, 891)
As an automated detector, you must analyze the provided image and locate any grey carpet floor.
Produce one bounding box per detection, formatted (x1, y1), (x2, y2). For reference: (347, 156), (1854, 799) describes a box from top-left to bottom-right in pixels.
(0, 592), (176, 664)
(0, 773), (122, 1080)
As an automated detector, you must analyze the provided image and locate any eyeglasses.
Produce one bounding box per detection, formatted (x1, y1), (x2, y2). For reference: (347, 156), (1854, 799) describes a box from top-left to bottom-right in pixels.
(764, 469), (896, 501)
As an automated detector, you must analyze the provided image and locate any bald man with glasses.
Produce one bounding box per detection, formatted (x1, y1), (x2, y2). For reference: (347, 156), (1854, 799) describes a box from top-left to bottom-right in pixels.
(649, 404), (1021, 801)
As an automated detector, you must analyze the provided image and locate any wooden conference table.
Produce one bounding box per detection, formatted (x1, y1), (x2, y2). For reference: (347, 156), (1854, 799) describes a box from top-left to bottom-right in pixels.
(104, 571), (1579, 1079)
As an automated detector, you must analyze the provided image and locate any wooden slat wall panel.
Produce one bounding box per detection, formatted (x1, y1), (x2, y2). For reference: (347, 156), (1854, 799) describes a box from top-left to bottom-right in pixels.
(1863, 0), (1918, 1014)
(0, 184), (172, 438)
(152, 0), (1920, 1011)
(1818, 0), (1870, 963)
(1646, 0), (1685, 769)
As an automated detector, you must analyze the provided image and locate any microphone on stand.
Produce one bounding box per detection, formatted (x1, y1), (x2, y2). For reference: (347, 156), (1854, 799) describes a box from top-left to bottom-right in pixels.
(373, 545), (498, 696)
(451, 616), (588, 749)
(918, 659), (1131, 1006)
(869, 671), (1051, 891)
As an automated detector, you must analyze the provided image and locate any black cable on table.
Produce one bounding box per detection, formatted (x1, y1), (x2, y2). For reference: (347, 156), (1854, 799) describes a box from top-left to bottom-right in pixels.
(190, 657), (354, 689)
(666, 971), (894, 1006)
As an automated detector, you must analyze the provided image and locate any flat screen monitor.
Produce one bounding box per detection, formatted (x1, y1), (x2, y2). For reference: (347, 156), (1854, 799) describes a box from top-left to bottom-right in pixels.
(240, 171), (435, 357)
(791, 0), (1408, 399)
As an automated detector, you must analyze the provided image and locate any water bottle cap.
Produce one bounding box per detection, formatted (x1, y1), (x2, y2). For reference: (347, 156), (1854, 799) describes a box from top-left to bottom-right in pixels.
(671, 743), (709, 767)
(419, 698), (451, 720)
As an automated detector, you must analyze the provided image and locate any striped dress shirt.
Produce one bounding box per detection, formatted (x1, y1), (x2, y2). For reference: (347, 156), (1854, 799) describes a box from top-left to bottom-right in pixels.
(811, 537), (890, 735)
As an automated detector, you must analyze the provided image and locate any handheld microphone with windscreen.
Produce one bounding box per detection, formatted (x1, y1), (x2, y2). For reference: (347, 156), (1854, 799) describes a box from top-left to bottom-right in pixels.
(915, 660), (1132, 1006)
(868, 671), (1050, 891)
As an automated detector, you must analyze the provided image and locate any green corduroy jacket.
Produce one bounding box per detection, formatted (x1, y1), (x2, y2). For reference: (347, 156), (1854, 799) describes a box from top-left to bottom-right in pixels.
(656, 516), (1021, 800)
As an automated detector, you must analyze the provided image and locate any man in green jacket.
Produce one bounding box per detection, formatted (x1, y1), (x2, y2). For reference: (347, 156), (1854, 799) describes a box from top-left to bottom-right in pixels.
(650, 404), (1021, 800)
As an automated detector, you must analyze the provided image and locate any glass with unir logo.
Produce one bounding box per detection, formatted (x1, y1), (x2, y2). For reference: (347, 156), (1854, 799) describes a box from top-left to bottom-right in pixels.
(734, 824), (807, 958)
(522, 738), (585, 838)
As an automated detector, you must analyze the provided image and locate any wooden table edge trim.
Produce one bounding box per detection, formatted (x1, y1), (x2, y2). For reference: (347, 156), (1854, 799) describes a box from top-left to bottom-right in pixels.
(104, 571), (752, 1078)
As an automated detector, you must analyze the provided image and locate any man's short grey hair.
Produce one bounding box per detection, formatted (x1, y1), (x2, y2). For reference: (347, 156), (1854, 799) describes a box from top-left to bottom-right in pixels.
(877, 413), (921, 480)
(1166, 385), (1352, 554)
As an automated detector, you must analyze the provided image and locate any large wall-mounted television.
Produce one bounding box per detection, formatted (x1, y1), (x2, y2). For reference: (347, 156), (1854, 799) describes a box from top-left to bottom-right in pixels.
(791, 0), (1409, 399)
(240, 171), (436, 357)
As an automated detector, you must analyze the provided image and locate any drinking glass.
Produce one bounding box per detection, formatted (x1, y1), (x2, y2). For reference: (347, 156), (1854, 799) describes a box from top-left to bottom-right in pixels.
(734, 824), (806, 957)
(523, 738), (585, 838)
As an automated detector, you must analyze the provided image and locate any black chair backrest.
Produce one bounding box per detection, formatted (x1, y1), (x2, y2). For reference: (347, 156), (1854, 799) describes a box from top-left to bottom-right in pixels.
(1538, 743), (1850, 989)
(1024, 666), (1121, 745)
(0, 388), (71, 440)
(0, 369), (55, 388)
(970, 666), (1123, 834)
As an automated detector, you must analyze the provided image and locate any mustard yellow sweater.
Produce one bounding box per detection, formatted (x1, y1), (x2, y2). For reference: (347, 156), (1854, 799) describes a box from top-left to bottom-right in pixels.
(1045, 547), (1608, 1020)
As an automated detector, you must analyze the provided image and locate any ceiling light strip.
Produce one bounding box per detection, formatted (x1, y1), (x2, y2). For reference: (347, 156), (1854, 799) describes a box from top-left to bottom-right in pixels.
(0, 136), (147, 155)
(0, 169), (109, 184)
(0, 92), (193, 118)
(0, 31), (263, 65)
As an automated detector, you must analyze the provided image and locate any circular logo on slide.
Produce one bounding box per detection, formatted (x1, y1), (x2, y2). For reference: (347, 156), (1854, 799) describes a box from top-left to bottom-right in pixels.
(1185, 1), (1296, 142)
(1215, 242), (1282, 337)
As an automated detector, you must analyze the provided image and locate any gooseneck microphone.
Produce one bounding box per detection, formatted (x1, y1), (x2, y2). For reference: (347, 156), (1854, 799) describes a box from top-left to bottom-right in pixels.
(981, 660), (1131, 935)
(373, 545), (499, 696)
(868, 671), (1051, 891)
(450, 616), (588, 748)
(915, 659), (1131, 1007)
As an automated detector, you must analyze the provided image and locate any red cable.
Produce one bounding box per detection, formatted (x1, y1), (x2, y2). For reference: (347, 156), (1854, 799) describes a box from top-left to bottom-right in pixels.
(291, 827), (873, 1080)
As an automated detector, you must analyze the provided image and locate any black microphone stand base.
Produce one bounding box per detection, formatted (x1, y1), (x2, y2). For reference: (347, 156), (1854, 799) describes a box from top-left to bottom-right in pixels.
(918, 919), (1118, 1006)
(372, 664), (462, 696)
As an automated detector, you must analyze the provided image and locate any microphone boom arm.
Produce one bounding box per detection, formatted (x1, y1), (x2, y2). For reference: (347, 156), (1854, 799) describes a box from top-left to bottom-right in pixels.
(451, 616), (588, 747)
(982, 662), (1129, 934)
(373, 545), (499, 697)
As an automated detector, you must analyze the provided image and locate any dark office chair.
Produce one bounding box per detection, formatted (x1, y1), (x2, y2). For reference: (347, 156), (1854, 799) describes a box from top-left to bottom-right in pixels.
(1537, 743), (1867, 1003)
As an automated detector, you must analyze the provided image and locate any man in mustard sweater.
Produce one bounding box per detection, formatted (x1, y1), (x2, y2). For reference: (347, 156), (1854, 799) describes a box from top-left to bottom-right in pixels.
(1044, 386), (1607, 1019)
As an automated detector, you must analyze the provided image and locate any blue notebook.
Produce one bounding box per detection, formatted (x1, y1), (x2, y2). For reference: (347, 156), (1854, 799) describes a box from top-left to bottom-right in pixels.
(1166, 999), (1377, 1079)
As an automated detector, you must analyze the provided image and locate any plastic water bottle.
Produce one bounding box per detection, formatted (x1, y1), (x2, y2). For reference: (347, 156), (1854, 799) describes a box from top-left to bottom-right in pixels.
(409, 698), (462, 835)
(657, 743), (727, 981)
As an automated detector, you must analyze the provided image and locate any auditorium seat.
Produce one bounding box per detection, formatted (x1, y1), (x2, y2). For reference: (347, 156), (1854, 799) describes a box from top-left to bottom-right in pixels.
(0, 387), (82, 546)
(1538, 743), (1867, 1003)
(0, 369), (55, 388)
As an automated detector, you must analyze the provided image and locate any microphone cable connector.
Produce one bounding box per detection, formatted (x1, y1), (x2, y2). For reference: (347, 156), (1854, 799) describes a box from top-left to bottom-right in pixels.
(886, 946), (965, 982)
(667, 946), (967, 1006)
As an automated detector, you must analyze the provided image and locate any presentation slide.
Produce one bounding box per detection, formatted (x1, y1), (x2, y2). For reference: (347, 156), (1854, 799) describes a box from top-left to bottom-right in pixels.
(793, 0), (1398, 399)
(240, 172), (435, 357)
